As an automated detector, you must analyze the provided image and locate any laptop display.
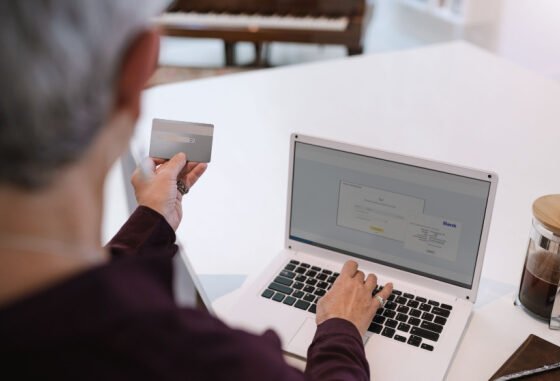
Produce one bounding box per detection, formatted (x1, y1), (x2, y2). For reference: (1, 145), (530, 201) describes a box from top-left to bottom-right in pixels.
(289, 141), (492, 289)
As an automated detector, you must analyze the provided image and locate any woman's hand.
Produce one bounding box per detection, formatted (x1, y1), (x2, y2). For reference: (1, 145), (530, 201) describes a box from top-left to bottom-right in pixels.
(316, 260), (393, 337)
(131, 152), (207, 230)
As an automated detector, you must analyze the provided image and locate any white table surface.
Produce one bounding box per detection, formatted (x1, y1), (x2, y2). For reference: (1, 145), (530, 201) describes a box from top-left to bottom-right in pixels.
(104, 41), (560, 380)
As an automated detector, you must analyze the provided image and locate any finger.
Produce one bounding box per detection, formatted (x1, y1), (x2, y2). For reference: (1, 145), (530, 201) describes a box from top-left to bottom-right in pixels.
(354, 270), (365, 283)
(184, 163), (208, 187)
(152, 158), (166, 166)
(339, 260), (358, 279)
(378, 282), (393, 299)
(364, 274), (377, 292)
(161, 152), (187, 178)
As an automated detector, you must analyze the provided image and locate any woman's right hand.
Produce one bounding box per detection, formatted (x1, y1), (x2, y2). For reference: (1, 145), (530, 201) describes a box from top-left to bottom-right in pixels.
(316, 260), (393, 337)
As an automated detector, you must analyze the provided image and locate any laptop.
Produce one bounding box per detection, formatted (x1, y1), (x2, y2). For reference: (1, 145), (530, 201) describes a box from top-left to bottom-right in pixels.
(226, 133), (498, 380)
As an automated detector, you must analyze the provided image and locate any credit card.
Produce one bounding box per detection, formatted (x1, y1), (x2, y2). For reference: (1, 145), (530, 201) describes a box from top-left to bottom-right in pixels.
(149, 118), (213, 163)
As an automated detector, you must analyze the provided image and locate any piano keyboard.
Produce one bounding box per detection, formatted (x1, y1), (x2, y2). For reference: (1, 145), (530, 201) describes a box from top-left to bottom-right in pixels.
(155, 12), (349, 32)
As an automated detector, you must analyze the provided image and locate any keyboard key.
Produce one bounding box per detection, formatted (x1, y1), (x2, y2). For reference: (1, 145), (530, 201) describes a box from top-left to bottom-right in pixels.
(395, 296), (407, 304)
(419, 303), (431, 312)
(268, 282), (293, 295)
(441, 304), (453, 311)
(317, 280), (328, 289)
(294, 300), (310, 310)
(422, 312), (434, 322)
(385, 301), (397, 310)
(396, 313), (408, 322)
(392, 290), (403, 296)
(376, 308), (385, 315)
(409, 309), (421, 318)
(373, 315), (386, 324)
(434, 316), (447, 326)
(311, 266), (321, 271)
(333, 272), (340, 277)
(383, 310), (396, 319)
(303, 285), (315, 293)
(404, 293), (415, 299)
(300, 263), (310, 268)
(368, 323), (383, 334)
(289, 260), (300, 265)
(421, 321), (443, 334)
(261, 289), (274, 299)
(293, 282), (304, 290)
(280, 270), (296, 279)
(309, 304), (317, 314)
(397, 323), (411, 333)
(293, 290), (304, 298)
(295, 267), (307, 274)
(385, 319), (398, 328)
(314, 289), (326, 297)
(421, 343), (434, 351)
(407, 300), (420, 308)
(322, 269), (333, 275)
(381, 327), (395, 338)
(428, 300), (440, 307)
(283, 296), (296, 306)
(407, 335), (422, 347)
(397, 305), (410, 314)
(408, 317), (421, 326)
(305, 278), (318, 286)
(316, 273), (328, 281)
(410, 327), (440, 342)
(274, 276), (293, 286)
(303, 294), (316, 303)
(432, 307), (451, 318)
(387, 294), (396, 301)
(295, 275), (306, 282)
(272, 293), (285, 302)
(415, 296), (427, 303)
(284, 264), (296, 271)
(327, 276), (337, 284)
(394, 335), (407, 343)
(305, 270), (318, 277)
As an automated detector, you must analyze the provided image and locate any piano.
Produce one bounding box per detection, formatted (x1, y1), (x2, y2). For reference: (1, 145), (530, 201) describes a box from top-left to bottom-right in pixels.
(155, 0), (370, 66)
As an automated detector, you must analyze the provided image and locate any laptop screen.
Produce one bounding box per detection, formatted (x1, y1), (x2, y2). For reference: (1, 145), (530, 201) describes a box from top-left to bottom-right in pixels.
(289, 141), (492, 289)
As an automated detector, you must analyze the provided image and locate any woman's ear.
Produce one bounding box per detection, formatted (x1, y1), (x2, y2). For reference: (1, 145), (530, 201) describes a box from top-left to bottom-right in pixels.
(114, 28), (160, 118)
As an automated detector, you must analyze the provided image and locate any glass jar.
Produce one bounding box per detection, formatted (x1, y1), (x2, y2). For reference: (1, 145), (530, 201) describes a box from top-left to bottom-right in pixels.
(517, 195), (560, 328)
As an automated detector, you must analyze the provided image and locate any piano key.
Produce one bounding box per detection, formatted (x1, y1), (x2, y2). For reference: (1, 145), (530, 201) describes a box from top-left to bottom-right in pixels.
(156, 12), (350, 31)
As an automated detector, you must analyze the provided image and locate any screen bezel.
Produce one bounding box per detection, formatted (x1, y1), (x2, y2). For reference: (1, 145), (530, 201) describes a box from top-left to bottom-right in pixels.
(284, 133), (498, 303)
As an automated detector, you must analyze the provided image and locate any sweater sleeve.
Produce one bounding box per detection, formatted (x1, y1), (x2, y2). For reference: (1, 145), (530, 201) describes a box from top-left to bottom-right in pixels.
(305, 318), (370, 380)
(106, 206), (177, 257)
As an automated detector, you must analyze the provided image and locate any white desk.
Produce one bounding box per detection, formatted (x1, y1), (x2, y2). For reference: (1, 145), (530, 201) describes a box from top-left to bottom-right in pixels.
(104, 41), (560, 380)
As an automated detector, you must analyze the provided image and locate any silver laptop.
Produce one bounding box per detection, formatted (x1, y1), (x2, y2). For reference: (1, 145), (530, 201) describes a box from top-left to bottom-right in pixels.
(226, 133), (498, 380)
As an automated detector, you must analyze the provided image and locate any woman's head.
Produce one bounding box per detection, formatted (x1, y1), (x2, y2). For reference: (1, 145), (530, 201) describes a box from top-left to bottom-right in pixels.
(0, 0), (166, 190)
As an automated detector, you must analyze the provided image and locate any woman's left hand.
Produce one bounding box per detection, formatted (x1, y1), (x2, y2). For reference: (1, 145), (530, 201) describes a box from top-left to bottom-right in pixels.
(131, 152), (207, 230)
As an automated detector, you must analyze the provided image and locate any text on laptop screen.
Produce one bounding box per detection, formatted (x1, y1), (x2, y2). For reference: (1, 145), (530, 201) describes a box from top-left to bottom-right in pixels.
(289, 142), (491, 289)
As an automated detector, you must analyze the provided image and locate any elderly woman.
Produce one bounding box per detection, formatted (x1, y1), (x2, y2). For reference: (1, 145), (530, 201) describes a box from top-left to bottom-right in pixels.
(0, 1), (392, 380)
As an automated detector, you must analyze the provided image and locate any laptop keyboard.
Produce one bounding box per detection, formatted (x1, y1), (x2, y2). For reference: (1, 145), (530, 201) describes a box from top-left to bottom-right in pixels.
(261, 260), (453, 352)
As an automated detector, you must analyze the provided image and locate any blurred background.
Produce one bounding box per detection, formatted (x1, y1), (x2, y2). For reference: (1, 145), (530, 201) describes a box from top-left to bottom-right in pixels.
(150, 0), (560, 86)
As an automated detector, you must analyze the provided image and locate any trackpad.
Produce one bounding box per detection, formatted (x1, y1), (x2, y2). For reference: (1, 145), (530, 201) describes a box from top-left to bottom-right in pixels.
(288, 318), (317, 357)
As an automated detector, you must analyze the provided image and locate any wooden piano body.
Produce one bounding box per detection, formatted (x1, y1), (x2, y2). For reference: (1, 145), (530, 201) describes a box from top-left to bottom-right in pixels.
(158, 0), (369, 65)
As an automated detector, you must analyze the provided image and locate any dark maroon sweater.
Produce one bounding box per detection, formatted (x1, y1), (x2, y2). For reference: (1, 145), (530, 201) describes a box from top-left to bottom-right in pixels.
(0, 206), (369, 380)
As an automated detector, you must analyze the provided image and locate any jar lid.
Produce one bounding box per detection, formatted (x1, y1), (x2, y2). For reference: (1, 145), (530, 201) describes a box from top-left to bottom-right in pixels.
(533, 194), (560, 236)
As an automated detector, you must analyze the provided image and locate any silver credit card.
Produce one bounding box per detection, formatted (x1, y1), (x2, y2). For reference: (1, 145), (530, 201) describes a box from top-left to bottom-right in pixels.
(149, 118), (213, 163)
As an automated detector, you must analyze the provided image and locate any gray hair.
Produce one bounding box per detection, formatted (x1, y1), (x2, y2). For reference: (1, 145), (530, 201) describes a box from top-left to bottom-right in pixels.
(0, 0), (167, 189)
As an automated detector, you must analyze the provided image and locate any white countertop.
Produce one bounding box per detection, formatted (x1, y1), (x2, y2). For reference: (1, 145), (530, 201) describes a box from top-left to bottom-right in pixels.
(103, 41), (560, 380)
